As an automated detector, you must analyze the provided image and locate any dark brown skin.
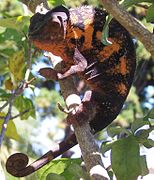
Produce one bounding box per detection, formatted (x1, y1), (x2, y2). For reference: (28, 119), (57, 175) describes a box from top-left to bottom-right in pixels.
(6, 5), (136, 177)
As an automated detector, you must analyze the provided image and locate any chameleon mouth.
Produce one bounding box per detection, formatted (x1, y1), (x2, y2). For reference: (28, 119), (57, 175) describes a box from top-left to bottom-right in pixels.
(28, 33), (42, 42)
(28, 28), (44, 41)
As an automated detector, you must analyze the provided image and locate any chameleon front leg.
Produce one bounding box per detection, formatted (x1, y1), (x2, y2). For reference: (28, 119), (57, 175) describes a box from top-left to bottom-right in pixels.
(39, 49), (96, 125)
(39, 48), (88, 80)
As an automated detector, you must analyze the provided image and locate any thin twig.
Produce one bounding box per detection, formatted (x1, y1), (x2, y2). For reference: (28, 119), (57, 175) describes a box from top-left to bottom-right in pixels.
(0, 109), (29, 120)
(0, 40), (34, 146)
(25, 40), (32, 81)
(10, 109), (30, 120)
(0, 96), (14, 145)
(0, 85), (24, 145)
(0, 101), (10, 112)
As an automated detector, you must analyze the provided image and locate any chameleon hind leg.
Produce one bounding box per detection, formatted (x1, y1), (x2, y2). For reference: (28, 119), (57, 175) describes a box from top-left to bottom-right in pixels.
(66, 90), (97, 126)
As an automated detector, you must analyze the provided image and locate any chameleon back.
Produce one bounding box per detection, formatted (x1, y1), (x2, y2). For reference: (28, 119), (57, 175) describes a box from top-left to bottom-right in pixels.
(66, 6), (136, 132)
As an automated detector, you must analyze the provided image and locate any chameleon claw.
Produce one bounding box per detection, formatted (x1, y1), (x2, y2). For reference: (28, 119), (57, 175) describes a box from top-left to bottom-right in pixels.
(57, 73), (64, 79)
(57, 103), (70, 114)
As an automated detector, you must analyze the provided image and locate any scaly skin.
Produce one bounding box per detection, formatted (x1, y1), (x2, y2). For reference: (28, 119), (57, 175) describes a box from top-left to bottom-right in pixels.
(6, 5), (136, 177)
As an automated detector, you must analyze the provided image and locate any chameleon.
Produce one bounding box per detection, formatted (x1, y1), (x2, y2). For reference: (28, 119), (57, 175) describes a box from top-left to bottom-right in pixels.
(6, 5), (136, 177)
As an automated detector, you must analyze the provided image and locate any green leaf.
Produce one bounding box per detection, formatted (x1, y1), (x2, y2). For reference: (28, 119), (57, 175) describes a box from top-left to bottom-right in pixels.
(143, 108), (154, 122)
(112, 135), (141, 180)
(143, 138), (154, 148)
(37, 158), (82, 180)
(14, 96), (35, 120)
(107, 126), (131, 138)
(0, 16), (30, 31)
(37, 160), (66, 180)
(0, 59), (9, 75)
(0, 26), (6, 34)
(101, 15), (113, 46)
(8, 50), (26, 86)
(148, 108), (154, 119)
(108, 170), (114, 180)
(48, 0), (65, 7)
(0, 89), (11, 100)
(0, 120), (20, 141)
(122, 0), (153, 9)
(135, 126), (154, 143)
(46, 173), (65, 180)
(131, 119), (150, 134)
(139, 155), (149, 176)
(135, 129), (150, 141)
(62, 162), (87, 179)
(146, 4), (154, 22)
(101, 141), (114, 155)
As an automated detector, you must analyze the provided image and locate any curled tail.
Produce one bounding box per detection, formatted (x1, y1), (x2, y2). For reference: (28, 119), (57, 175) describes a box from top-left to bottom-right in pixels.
(6, 133), (77, 177)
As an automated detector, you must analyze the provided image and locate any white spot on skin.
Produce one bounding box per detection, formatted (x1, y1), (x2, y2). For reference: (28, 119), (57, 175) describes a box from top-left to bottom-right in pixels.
(66, 94), (81, 109)
(90, 165), (109, 179)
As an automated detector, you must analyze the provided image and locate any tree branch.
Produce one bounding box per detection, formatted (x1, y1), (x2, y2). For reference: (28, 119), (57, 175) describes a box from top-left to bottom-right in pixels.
(49, 54), (109, 180)
(0, 96), (14, 145)
(101, 0), (154, 60)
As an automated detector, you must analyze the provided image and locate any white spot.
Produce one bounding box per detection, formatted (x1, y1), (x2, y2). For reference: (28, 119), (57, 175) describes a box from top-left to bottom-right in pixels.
(65, 94), (81, 109)
(90, 165), (109, 179)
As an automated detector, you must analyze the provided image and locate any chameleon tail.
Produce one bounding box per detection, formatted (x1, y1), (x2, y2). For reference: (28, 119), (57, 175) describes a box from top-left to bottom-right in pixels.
(6, 133), (77, 177)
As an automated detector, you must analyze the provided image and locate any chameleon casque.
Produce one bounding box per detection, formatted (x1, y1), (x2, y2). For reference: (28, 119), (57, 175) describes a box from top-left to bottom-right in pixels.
(6, 5), (136, 177)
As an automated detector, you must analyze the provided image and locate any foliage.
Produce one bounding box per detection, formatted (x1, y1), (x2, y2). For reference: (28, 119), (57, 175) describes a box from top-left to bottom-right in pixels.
(0, 117), (20, 140)
(0, 0), (153, 180)
(101, 108), (154, 179)
(37, 158), (88, 180)
(35, 88), (66, 119)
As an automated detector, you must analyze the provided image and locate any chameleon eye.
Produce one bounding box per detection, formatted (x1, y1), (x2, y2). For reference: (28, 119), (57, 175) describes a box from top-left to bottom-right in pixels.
(51, 15), (61, 28)
(47, 18), (61, 34)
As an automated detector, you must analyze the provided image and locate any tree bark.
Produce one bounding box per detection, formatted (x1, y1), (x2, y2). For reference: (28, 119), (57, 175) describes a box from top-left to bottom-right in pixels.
(50, 54), (109, 180)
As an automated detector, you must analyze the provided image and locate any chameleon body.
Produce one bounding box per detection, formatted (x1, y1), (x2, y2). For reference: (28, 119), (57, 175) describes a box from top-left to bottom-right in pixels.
(6, 5), (136, 177)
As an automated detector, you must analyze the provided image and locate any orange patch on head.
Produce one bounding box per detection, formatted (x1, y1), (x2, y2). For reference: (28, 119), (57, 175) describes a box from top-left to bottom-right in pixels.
(116, 83), (128, 95)
(99, 38), (120, 62)
(120, 56), (127, 75)
(32, 40), (69, 60)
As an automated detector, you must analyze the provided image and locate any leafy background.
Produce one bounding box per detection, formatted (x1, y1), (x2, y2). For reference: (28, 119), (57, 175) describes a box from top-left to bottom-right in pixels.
(0, 0), (154, 179)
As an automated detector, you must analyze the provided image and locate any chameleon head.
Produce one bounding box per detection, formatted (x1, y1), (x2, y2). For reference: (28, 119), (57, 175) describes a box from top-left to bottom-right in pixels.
(28, 6), (69, 51)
